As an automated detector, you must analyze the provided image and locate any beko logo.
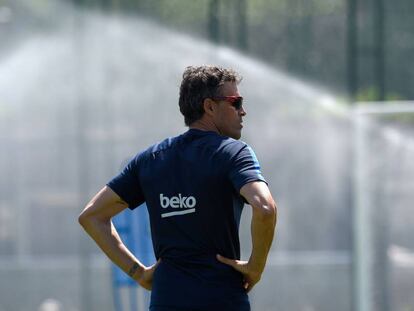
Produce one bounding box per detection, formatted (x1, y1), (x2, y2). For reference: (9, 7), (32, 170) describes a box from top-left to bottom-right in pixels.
(160, 193), (196, 208)
(159, 193), (196, 218)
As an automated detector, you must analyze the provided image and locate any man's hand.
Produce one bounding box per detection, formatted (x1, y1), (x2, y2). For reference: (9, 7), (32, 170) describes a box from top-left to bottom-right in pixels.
(216, 254), (261, 293)
(133, 259), (161, 290)
(219, 181), (276, 293)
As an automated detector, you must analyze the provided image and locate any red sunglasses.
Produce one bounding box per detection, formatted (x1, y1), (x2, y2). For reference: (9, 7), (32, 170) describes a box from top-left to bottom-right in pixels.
(211, 96), (244, 110)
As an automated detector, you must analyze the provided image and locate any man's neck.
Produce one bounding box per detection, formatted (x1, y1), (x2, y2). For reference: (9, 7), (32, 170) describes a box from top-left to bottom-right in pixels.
(189, 119), (221, 135)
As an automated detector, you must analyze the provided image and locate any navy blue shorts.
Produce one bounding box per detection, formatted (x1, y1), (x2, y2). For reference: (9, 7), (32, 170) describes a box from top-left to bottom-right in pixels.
(149, 260), (250, 311)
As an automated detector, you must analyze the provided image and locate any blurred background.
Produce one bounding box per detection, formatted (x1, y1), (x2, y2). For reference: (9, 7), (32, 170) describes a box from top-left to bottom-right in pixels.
(0, 0), (413, 311)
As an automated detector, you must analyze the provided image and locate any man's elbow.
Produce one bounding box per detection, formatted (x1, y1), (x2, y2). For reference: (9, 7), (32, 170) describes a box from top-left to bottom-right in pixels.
(78, 206), (95, 230)
(78, 209), (89, 229)
(253, 200), (277, 224)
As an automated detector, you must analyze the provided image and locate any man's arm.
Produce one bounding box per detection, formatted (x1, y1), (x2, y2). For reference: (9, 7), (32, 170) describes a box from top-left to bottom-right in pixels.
(78, 186), (158, 290)
(217, 181), (277, 292)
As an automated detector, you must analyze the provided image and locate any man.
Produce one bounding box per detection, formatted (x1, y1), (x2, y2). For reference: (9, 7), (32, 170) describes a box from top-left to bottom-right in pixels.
(79, 65), (277, 311)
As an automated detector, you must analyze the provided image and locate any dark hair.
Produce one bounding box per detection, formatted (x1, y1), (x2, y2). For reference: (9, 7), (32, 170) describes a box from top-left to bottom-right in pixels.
(178, 65), (242, 126)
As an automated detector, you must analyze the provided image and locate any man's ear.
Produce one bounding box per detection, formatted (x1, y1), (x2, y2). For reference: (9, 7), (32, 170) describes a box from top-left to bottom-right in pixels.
(203, 98), (216, 117)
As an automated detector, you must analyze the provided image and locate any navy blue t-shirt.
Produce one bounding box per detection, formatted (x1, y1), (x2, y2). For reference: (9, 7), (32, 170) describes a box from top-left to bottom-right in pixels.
(107, 129), (266, 310)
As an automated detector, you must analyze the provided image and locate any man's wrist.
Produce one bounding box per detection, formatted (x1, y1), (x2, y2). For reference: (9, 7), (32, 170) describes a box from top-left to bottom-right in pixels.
(247, 256), (266, 275)
(128, 262), (144, 280)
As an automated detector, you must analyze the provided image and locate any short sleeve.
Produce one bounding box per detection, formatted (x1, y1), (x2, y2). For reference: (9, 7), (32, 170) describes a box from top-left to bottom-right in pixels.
(106, 154), (145, 209)
(228, 144), (267, 192)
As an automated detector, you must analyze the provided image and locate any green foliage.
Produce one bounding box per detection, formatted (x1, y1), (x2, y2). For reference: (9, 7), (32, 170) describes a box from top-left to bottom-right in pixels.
(249, 0), (344, 19)
(356, 87), (405, 102)
(16, 0), (414, 102)
(150, 0), (208, 34)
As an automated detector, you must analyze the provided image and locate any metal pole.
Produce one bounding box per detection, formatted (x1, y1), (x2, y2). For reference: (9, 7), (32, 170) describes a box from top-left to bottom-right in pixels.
(347, 0), (358, 101)
(373, 152), (391, 311)
(208, 0), (220, 43)
(15, 108), (30, 263)
(352, 113), (373, 311)
(236, 0), (248, 51)
(374, 0), (385, 101)
(73, 8), (92, 311)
